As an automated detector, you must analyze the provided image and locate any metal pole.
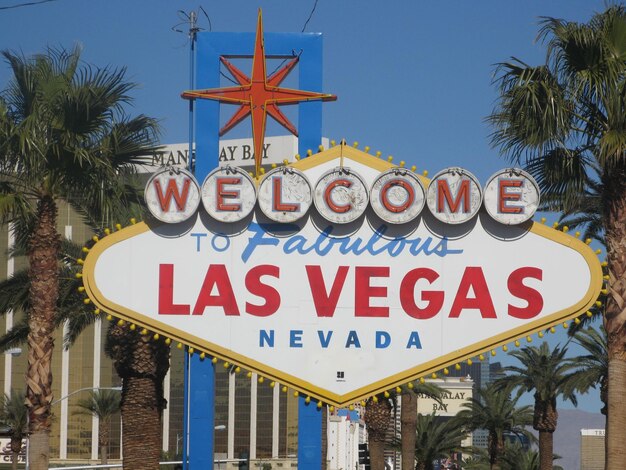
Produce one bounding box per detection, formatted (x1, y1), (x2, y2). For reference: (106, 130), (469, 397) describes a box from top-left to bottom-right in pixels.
(183, 13), (197, 470)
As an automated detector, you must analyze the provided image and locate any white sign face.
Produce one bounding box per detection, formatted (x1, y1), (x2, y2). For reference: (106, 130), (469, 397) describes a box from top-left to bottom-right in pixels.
(370, 169), (426, 224)
(483, 168), (540, 225)
(145, 168), (201, 223)
(258, 167), (313, 223)
(201, 166), (257, 223)
(314, 168), (369, 224)
(426, 168), (483, 224)
(84, 148), (602, 406)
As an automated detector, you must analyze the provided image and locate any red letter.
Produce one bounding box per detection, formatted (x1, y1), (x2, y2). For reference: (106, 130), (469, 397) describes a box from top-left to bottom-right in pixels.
(245, 265), (281, 317)
(381, 178), (415, 213)
(153, 178), (191, 212)
(498, 179), (524, 214)
(437, 179), (470, 213)
(355, 266), (389, 317)
(508, 267), (543, 319)
(449, 267), (496, 318)
(324, 179), (352, 213)
(306, 266), (349, 317)
(273, 176), (299, 212)
(400, 268), (444, 319)
(193, 264), (240, 315)
(216, 177), (242, 211)
(380, 178), (415, 213)
(158, 264), (190, 315)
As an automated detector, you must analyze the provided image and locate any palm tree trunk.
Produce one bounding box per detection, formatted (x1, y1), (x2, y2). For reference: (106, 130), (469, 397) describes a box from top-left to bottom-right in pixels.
(369, 440), (385, 470)
(99, 418), (110, 464)
(26, 196), (60, 470)
(538, 431), (553, 470)
(603, 167), (626, 469)
(107, 324), (169, 470)
(400, 392), (417, 470)
(364, 398), (392, 470)
(10, 437), (21, 470)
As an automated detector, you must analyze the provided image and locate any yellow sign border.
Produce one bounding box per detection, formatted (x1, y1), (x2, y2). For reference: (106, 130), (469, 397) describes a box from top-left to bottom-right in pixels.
(83, 146), (603, 407)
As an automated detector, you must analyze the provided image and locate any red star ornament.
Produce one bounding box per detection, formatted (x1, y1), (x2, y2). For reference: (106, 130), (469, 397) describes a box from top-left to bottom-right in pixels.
(182, 9), (337, 176)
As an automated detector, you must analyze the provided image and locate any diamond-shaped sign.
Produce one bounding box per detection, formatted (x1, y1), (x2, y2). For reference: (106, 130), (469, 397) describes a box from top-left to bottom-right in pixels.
(83, 146), (602, 407)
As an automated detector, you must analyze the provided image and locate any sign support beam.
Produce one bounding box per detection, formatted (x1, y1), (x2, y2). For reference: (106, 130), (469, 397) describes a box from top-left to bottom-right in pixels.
(188, 29), (326, 470)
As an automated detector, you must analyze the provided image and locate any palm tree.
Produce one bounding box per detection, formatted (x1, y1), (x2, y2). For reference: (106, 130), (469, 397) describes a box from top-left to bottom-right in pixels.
(454, 383), (533, 470)
(494, 343), (579, 470)
(400, 381), (445, 470)
(105, 322), (170, 470)
(573, 326), (608, 416)
(487, 6), (626, 465)
(74, 389), (121, 464)
(413, 413), (466, 470)
(0, 46), (160, 470)
(0, 236), (171, 470)
(0, 390), (28, 470)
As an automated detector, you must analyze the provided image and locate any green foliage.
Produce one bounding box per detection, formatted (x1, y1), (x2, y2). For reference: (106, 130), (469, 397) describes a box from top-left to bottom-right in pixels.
(0, 46), (160, 247)
(487, 6), (626, 238)
(495, 342), (579, 407)
(572, 326), (608, 414)
(413, 413), (466, 470)
(73, 389), (120, 421)
(463, 442), (564, 470)
(0, 389), (27, 439)
(453, 384), (534, 466)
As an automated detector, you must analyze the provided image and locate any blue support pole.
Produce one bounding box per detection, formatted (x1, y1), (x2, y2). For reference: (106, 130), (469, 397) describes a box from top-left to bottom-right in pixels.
(298, 399), (323, 470)
(187, 30), (327, 470)
(188, 355), (216, 469)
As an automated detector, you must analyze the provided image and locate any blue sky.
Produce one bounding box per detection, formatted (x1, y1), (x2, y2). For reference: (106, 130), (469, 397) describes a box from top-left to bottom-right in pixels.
(1, 0), (611, 413)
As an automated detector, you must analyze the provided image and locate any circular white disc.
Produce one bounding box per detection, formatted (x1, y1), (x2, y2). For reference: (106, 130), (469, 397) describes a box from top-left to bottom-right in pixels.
(370, 169), (426, 224)
(201, 166), (257, 223)
(313, 168), (369, 224)
(483, 168), (540, 225)
(426, 167), (483, 224)
(145, 168), (200, 223)
(258, 167), (313, 223)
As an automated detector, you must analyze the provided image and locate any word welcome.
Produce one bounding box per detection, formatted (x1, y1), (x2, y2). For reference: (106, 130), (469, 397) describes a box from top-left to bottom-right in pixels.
(145, 166), (540, 226)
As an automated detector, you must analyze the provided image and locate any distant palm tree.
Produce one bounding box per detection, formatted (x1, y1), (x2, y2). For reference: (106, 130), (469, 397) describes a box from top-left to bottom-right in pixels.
(0, 46), (159, 470)
(0, 390), (28, 470)
(486, 6), (626, 465)
(413, 413), (466, 470)
(463, 442), (563, 470)
(454, 384), (533, 470)
(74, 389), (120, 464)
(500, 442), (564, 470)
(495, 343), (578, 470)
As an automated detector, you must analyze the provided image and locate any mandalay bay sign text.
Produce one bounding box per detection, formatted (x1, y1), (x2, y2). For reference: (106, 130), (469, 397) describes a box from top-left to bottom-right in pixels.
(83, 146), (602, 406)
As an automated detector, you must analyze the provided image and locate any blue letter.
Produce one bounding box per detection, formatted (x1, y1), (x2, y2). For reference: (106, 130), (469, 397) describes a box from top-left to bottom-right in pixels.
(259, 330), (274, 347)
(406, 331), (422, 349)
(241, 222), (280, 262)
(376, 331), (391, 348)
(290, 330), (303, 348)
(190, 233), (207, 252)
(345, 330), (361, 348)
(318, 330), (333, 348)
